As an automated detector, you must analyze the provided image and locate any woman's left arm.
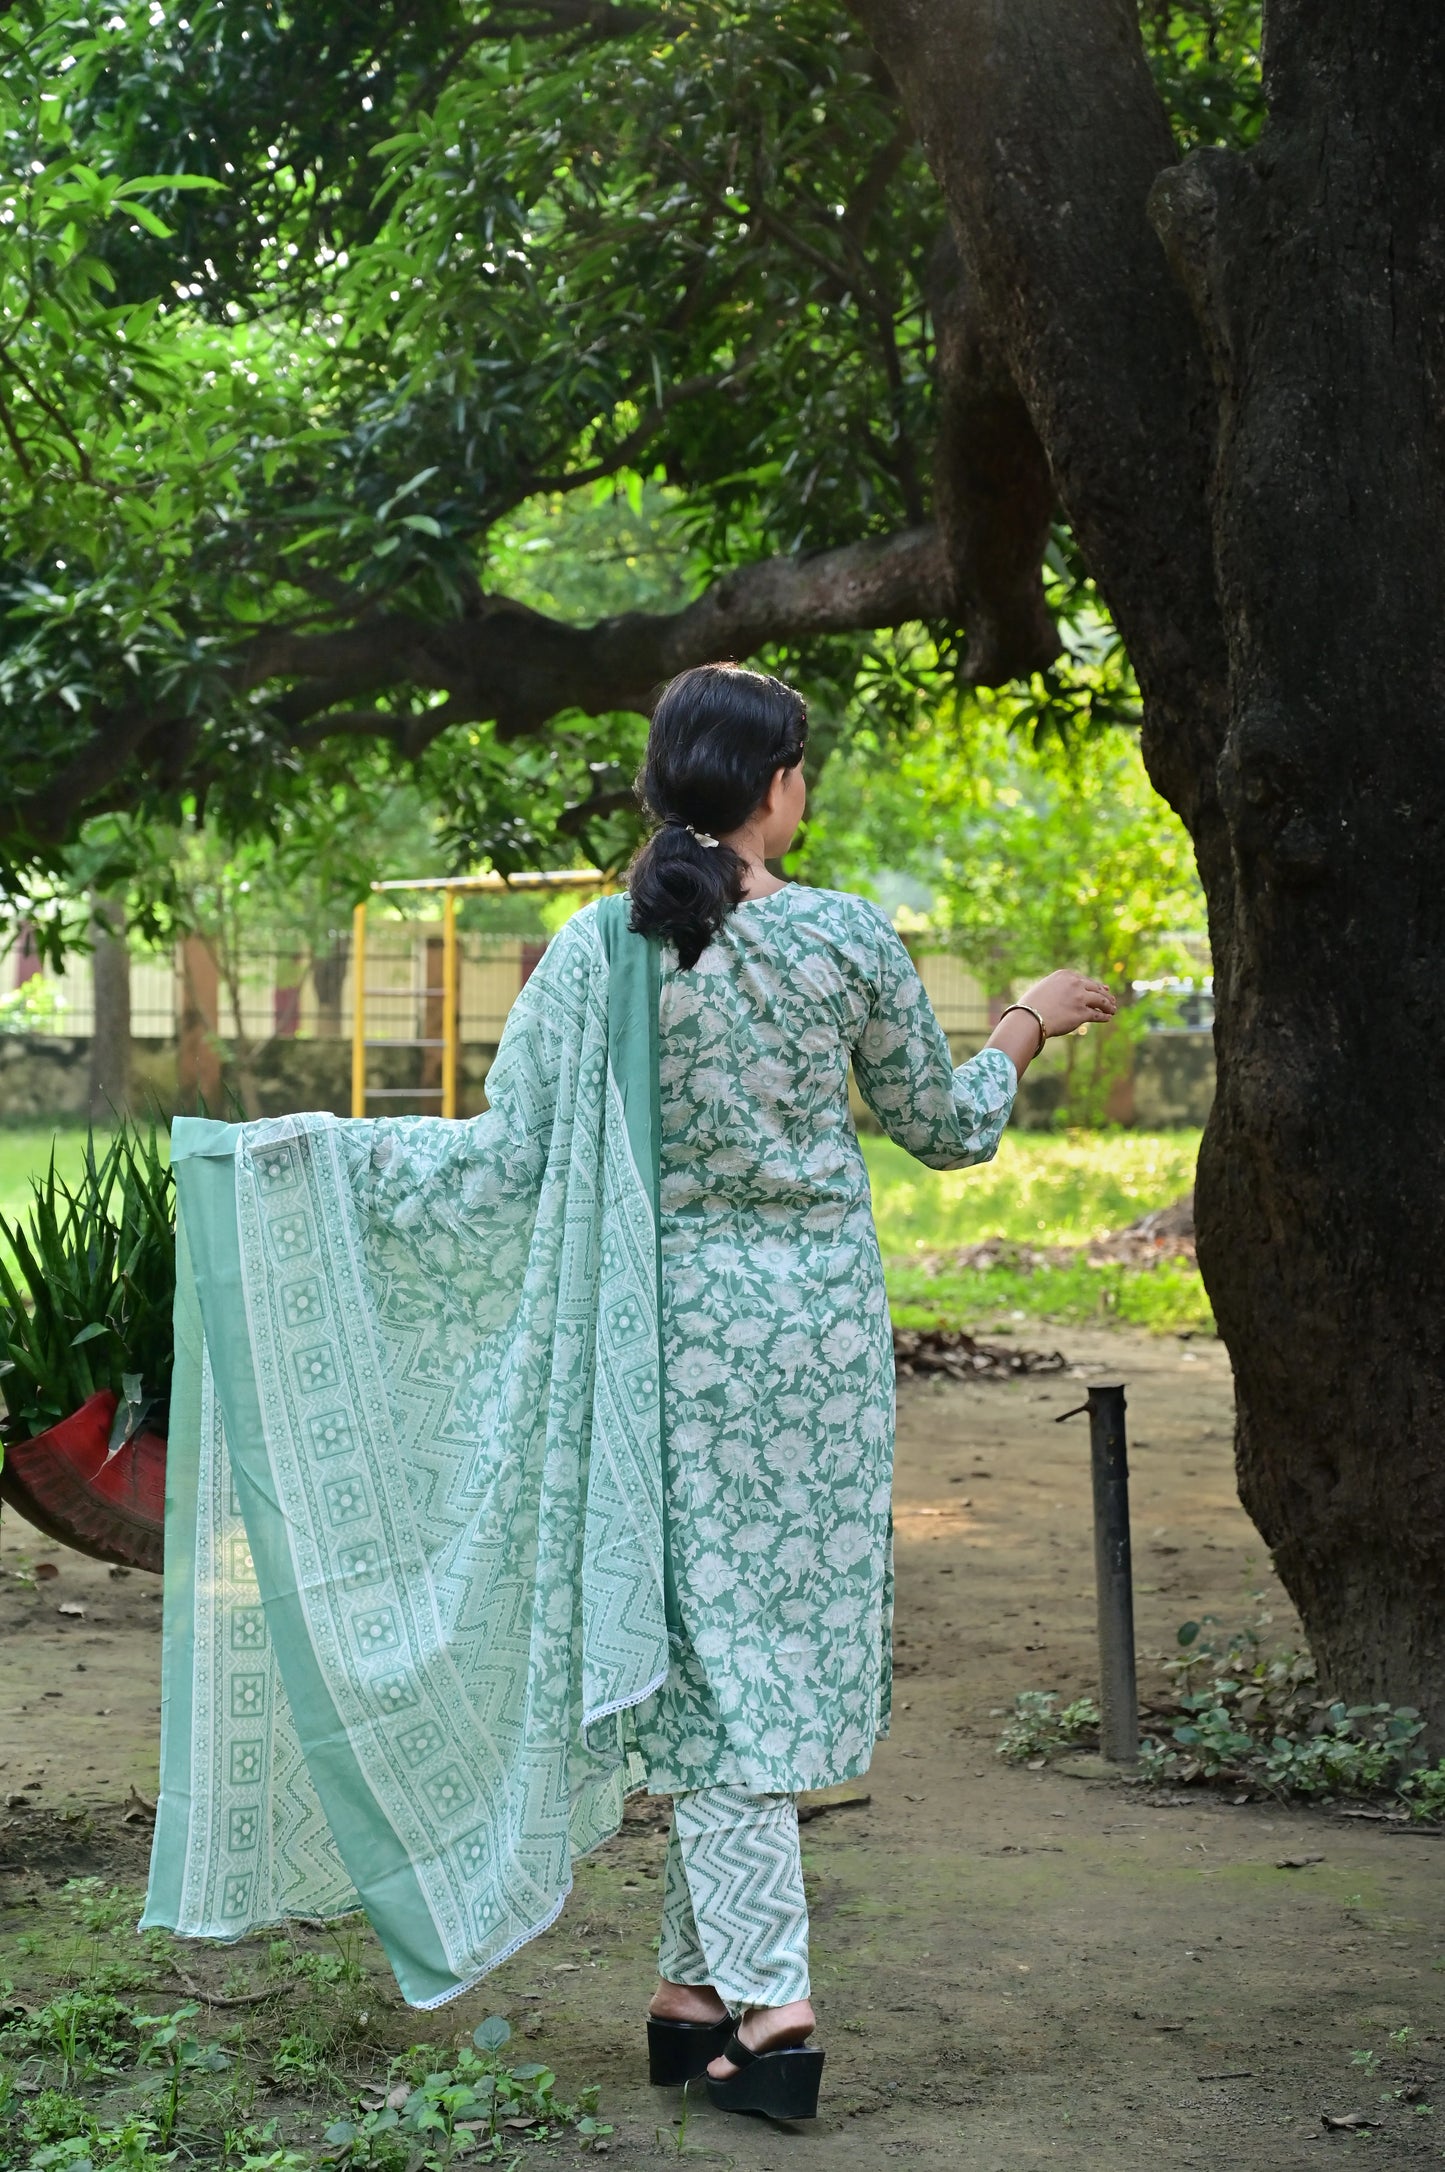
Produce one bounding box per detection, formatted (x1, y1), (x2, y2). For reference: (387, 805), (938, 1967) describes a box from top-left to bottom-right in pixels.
(851, 919), (1113, 1172)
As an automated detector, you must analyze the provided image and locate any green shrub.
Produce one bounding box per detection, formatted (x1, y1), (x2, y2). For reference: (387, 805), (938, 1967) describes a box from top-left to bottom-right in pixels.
(1136, 1616), (1422, 1796)
(323, 2018), (612, 2166)
(996, 1690), (1101, 1763)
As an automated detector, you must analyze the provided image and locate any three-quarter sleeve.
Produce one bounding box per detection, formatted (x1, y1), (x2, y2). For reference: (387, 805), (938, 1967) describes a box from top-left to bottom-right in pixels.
(851, 912), (1017, 1169)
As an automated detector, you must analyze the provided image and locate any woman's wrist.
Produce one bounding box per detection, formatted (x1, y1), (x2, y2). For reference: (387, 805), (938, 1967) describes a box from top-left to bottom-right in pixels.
(996, 1002), (1046, 1058)
(986, 1006), (1046, 1080)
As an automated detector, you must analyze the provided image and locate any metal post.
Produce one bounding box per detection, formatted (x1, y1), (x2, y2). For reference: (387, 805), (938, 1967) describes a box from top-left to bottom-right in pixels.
(1087, 1383), (1138, 1764)
(350, 899), (368, 1119)
(441, 888), (458, 1119)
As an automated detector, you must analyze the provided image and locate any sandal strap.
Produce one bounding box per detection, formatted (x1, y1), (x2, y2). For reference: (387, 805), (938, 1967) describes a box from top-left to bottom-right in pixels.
(720, 2032), (759, 2069)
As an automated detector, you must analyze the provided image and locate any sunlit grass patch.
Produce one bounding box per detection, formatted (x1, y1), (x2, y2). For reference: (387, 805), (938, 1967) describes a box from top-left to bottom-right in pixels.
(863, 1127), (1201, 1251)
(886, 1255), (1213, 1336)
(868, 1128), (1209, 1334)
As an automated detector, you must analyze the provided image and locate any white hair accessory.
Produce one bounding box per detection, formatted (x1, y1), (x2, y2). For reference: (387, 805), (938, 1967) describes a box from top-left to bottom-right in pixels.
(662, 816), (719, 848)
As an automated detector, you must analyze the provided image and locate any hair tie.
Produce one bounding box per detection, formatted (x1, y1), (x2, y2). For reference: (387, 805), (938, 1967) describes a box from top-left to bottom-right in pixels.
(662, 817), (719, 849)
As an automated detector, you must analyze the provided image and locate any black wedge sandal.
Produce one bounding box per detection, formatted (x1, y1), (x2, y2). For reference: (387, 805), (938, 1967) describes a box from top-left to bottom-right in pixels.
(647, 2014), (735, 2086)
(703, 2033), (825, 2121)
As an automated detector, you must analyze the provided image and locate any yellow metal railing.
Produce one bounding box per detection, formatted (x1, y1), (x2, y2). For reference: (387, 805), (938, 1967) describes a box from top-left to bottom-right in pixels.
(350, 871), (609, 1118)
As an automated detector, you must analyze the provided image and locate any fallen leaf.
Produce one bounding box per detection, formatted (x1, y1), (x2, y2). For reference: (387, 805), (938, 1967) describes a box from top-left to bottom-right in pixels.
(57, 1602), (85, 1618)
(503, 2116), (539, 2130)
(386, 2085), (411, 2111)
(33, 1563), (58, 1581)
(1322, 2111), (1380, 2131)
(1276, 1854), (1324, 1869)
(552, 1962), (580, 1972)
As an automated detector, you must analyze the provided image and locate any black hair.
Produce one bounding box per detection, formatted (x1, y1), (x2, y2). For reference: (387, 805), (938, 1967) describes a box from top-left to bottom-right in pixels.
(627, 662), (808, 969)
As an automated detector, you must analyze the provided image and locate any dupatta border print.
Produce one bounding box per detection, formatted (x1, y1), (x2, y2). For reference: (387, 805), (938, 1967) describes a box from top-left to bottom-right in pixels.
(142, 898), (668, 2009)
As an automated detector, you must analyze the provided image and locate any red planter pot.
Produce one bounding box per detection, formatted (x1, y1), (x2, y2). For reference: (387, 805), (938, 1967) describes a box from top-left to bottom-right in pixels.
(0, 1389), (166, 1573)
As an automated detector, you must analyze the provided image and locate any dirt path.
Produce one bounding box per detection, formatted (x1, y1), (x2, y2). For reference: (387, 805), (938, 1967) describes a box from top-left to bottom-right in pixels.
(3, 1326), (1442, 2165)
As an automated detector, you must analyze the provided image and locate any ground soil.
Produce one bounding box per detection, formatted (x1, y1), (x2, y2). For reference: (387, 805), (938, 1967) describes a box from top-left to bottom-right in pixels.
(2, 1325), (1442, 2165)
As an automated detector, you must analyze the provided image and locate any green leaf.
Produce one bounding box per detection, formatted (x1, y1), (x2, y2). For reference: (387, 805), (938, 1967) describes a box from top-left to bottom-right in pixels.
(473, 2015), (511, 2052)
(120, 203), (174, 240)
(113, 174), (227, 197)
(70, 1322), (109, 1347)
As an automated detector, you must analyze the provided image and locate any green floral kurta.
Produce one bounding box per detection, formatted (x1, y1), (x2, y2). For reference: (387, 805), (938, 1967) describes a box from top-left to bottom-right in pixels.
(633, 885), (1017, 1795)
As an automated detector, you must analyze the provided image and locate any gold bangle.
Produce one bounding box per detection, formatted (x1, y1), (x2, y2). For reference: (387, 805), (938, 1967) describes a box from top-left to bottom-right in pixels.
(998, 1002), (1047, 1058)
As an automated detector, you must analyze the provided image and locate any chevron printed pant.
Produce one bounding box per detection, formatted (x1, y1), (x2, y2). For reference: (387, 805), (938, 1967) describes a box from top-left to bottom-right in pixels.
(657, 1786), (811, 2010)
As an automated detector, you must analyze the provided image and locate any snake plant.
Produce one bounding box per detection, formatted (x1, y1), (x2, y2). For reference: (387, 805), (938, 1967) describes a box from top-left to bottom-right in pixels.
(0, 1120), (175, 1448)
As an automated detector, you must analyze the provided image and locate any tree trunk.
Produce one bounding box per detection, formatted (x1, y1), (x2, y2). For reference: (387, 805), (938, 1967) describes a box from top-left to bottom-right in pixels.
(855, 0), (1445, 1729)
(1152, 6), (1445, 1732)
(312, 936), (349, 1039)
(86, 894), (131, 1122)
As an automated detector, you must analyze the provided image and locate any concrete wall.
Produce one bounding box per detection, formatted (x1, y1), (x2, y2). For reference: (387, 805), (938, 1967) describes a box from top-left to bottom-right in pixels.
(0, 1035), (507, 1126)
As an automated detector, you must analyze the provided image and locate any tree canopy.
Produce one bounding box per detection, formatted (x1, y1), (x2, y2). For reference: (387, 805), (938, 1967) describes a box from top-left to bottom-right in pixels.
(0, 0), (1259, 930)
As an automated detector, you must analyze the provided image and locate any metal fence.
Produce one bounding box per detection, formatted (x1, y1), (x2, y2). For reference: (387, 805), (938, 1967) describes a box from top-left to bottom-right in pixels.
(5, 924), (996, 1047)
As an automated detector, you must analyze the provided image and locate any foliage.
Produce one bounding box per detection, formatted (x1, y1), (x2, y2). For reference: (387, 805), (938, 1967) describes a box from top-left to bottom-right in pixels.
(322, 2016), (612, 2165)
(2, 1992), (136, 2087)
(0, 979), (65, 1035)
(1399, 1761), (1445, 1822)
(804, 711), (1206, 1109)
(995, 1691), (1101, 1764)
(1137, 1617), (1430, 1801)
(998, 1615), (1445, 1810)
(1143, 1), (1265, 154)
(134, 2004), (230, 2147)
(0, 1889), (614, 2172)
(0, 1118), (174, 1445)
(0, 0), (1264, 919)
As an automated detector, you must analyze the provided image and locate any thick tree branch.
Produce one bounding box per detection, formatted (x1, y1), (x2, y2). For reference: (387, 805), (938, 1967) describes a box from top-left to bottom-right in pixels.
(850, 0), (1229, 835)
(927, 228), (1058, 683)
(5, 525), (951, 841)
(275, 524), (952, 747)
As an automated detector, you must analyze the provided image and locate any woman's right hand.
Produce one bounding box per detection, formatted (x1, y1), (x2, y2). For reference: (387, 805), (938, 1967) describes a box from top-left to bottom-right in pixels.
(1020, 970), (1117, 1038)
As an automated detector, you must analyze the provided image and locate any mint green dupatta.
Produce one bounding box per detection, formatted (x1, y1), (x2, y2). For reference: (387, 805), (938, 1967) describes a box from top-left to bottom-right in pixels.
(142, 900), (667, 2008)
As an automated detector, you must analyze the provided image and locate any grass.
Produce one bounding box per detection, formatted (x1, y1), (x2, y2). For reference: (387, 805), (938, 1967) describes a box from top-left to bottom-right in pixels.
(885, 1254), (1213, 1336)
(863, 1128), (1211, 1335)
(0, 1123), (1209, 1338)
(861, 1128), (1201, 1251)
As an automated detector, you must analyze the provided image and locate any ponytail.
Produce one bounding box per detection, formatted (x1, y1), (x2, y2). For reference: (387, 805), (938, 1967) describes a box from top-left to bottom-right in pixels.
(628, 663), (807, 969)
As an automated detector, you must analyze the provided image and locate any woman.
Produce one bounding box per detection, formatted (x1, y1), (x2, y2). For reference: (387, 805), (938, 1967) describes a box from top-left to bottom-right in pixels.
(624, 667), (1112, 2115)
(145, 662), (1112, 2125)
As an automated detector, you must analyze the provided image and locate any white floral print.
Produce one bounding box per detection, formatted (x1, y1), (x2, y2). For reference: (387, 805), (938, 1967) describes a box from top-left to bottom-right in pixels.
(634, 885), (1016, 1794)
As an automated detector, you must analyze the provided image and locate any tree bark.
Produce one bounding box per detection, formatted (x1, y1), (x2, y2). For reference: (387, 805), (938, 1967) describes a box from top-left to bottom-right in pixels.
(1152, 4), (1445, 1730)
(857, 0), (1445, 1730)
(86, 893), (130, 1123)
